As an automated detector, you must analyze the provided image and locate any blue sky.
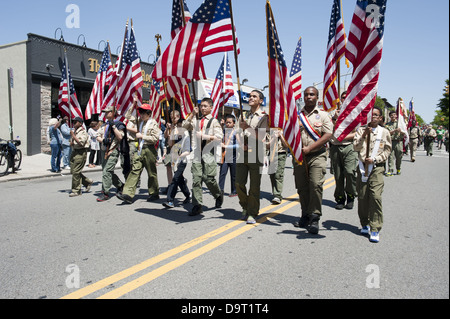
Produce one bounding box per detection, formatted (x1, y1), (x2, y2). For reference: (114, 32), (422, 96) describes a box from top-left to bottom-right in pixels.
(1, 0), (448, 123)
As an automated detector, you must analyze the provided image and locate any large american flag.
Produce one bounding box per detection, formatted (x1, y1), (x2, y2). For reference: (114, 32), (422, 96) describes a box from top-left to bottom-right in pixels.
(211, 52), (235, 119)
(85, 44), (113, 119)
(266, 2), (302, 163)
(152, 0), (239, 81)
(334, 0), (387, 142)
(171, 0), (192, 39)
(58, 53), (83, 119)
(323, 0), (346, 112)
(290, 37), (303, 101)
(114, 27), (143, 117)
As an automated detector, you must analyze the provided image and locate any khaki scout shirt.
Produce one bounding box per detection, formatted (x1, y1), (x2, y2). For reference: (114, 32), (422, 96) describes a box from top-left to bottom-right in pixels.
(385, 121), (405, 141)
(72, 127), (90, 150)
(409, 126), (421, 139)
(183, 113), (223, 152)
(126, 116), (138, 142)
(138, 119), (160, 146)
(241, 109), (269, 152)
(353, 125), (392, 164)
(299, 106), (333, 149)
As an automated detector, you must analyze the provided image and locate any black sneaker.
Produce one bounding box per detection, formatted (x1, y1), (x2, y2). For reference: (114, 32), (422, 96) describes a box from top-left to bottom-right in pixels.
(189, 205), (203, 216)
(147, 194), (160, 202)
(215, 192), (224, 208)
(345, 201), (354, 209)
(293, 216), (309, 228)
(120, 194), (133, 204)
(335, 196), (346, 210)
(183, 196), (191, 204)
(307, 214), (320, 234)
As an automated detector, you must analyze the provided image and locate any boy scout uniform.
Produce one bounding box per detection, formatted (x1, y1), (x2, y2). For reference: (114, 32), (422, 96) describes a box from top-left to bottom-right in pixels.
(353, 125), (392, 233)
(293, 106), (333, 229)
(70, 123), (92, 195)
(424, 126), (437, 156)
(329, 134), (358, 208)
(385, 120), (404, 174)
(408, 126), (421, 162)
(183, 113), (223, 211)
(269, 133), (289, 203)
(236, 110), (269, 219)
(121, 116), (160, 201)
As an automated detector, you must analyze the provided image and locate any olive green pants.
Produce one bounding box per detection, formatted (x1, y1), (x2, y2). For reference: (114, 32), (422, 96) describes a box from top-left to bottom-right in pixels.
(269, 152), (287, 200)
(388, 140), (403, 172)
(293, 151), (327, 217)
(356, 165), (385, 232)
(236, 152), (263, 218)
(70, 148), (91, 193)
(101, 149), (124, 195)
(329, 144), (358, 202)
(123, 146), (158, 199)
(191, 153), (221, 206)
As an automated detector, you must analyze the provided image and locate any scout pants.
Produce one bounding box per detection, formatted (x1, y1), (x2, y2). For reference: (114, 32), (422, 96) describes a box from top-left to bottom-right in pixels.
(236, 152), (263, 218)
(329, 144), (358, 202)
(269, 152), (287, 200)
(123, 145), (159, 199)
(101, 149), (124, 195)
(388, 140), (403, 172)
(293, 151), (327, 217)
(70, 148), (91, 193)
(191, 153), (221, 206)
(356, 165), (385, 232)
(409, 138), (419, 161)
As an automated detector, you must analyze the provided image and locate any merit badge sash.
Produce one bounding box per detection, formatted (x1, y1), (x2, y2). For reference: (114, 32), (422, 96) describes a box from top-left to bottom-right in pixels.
(299, 111), (322, 141)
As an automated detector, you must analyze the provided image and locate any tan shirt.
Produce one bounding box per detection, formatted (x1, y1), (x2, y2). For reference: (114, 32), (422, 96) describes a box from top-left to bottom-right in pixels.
(72, 127), (90, 150)
(138, 119), (160, 146)
(353, 125), (392, 164)
(300, 106), (333, 149)
(183, 113), (223, 152)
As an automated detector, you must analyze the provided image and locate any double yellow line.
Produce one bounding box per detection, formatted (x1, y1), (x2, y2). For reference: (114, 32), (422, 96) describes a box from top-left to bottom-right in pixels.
(62, 177), (335, 299)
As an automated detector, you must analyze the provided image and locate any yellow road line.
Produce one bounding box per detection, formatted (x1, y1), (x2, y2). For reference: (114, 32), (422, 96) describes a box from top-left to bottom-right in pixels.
(63, 178), (336, 299)
(61, 193), (299, 299)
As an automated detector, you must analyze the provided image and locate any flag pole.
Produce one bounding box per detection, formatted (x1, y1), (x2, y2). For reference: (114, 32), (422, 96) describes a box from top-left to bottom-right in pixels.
(228, 0), (244, 121)
(179, 0), (198, 111)
(64, 49), (72, 127)
(114, 19), (129, 115)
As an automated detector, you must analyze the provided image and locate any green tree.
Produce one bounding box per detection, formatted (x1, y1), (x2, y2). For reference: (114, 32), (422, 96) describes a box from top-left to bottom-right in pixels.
(434, 79), (449, 126)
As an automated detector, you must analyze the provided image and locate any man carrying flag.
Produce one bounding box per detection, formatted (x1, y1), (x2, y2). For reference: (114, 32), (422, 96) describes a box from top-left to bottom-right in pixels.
(407, 99), (421, 162)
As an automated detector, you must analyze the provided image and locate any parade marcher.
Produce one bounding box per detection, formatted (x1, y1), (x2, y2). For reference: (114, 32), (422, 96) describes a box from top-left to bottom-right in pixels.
(69, 117), (93, 197)
(236, 90), (269, 224)
(293, 87), (333, 234)
(117, 104), (160, 204)
(445, 129), (449, 153)
(408, 120), (421, 162)
(162, 110), (191, 208)
(219, 114), (240, 197)
(436, 125), (445, 150)
(329, 122), (358, 210)
(60, 116), (72, 170)
(48, 117), (63, 173)
(353, 107), (392, 243)
(96, 106), (128, 202)
(385, 111), (405, 176)
(268, 128), (289, 205)
(183, 98), (224, 216)
(424, 124), (437, 156)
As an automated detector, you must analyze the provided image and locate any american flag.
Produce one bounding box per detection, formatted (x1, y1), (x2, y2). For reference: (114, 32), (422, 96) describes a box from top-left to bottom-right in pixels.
(290, 37), (303, 101)
(115, 27), (143, 117)
(407, 99), (416, 128)
(85, 44), (113, 119)
(152, 0), (239, 81)
(165, 77), (195, 119)
(397, 98), (409, 145)
(334, 0), (388, 142)
(211, 52), (235, 119)
(266, 2), (302, 163)
(150, 80), (166, 126)
(323, 0), (346, 112)
(58, 53), (83, 119)
(171, 0), (192, 39)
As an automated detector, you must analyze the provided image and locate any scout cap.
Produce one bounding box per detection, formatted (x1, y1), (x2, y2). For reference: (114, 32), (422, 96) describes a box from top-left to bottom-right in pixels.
(138, 104), (153, 111)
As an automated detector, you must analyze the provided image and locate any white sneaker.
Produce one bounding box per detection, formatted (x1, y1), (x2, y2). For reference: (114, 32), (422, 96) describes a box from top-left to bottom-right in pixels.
(246, 216), (256, 224)
(360, 225), (370, 236)
(271, 197), (281, 205)
(369, 231), (380, 243)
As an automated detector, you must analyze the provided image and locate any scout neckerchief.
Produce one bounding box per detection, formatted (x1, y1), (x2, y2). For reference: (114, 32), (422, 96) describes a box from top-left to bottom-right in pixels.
(138, 119), (153, 156)
(299, 110), (321, 141)
(358, 126), (383, 183)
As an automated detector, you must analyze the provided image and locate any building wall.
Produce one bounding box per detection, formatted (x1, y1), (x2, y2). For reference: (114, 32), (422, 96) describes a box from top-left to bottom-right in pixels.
(0, 41), (28, 153)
